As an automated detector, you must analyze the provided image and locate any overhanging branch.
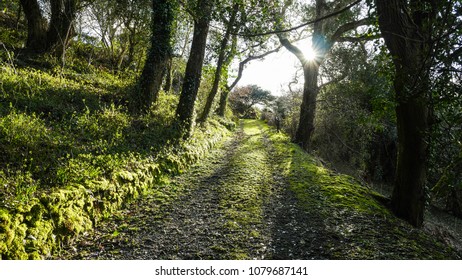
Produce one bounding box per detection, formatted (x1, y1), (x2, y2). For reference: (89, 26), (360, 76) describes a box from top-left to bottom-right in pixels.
(336, 34), (381, 43)
(230, 0), (364, 38)
(229, 45), (282, 90)
(330, 17), (375, 42)
(277, 34), (306, 64)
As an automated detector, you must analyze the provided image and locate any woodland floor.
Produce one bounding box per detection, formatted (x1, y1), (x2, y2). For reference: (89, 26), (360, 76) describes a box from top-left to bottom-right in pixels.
(55, 120), (461, 260)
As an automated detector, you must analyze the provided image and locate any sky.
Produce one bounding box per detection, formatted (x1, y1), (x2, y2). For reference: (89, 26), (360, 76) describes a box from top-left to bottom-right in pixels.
(232, 38), (314, 96)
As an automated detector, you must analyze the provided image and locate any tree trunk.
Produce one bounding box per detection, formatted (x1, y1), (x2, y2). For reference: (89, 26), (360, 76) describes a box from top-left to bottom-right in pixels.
(284, 0), (330, 151)
(278, 30), (327, 151)
(163, 57), (173, 93)
(20, 0), (47, 52)
(217, 85), (231, 117)
(294, 63), (320, 150)
(375, 0), (434, 227)
(134, 0), (176, 114)
(199, 3), (238, 123)
(127, 30), (136, 68)
(47, 0), (78, 57)
(176, 0), (213, 136)
(20, 0), (78, 56)
(392, 88), (428, 226)
(282, 0), (372, 151)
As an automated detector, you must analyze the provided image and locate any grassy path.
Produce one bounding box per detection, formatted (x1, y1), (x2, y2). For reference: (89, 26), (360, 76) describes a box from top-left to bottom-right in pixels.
(57, 120), (459, 259)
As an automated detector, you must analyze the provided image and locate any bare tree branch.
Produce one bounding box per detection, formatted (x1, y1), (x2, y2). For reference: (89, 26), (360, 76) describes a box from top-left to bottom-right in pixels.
(277, 34), (307, 64)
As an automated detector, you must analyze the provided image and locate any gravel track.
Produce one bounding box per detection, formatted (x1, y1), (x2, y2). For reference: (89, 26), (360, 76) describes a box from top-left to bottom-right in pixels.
(57, 120), (326, 259)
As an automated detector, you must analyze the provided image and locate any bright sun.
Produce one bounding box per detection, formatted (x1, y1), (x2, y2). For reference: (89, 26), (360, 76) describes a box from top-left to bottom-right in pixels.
(234, 38), (318, 96)
(304, 46), (317, 61)
(301, 44), (316, 61)
(295, 40), (317, 62)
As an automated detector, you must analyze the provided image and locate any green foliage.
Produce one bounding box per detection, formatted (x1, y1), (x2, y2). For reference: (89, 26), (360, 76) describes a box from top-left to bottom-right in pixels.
(0, 109), (59, 185)
(0, 109), (50, 153)
(195, 64), (217, 114)
(261, 90), (302, 137)
(0, 170), (38, 204)
(75, 104), (130, 148)
(428, 31), (462, 216)
(310, 44), (396, 182)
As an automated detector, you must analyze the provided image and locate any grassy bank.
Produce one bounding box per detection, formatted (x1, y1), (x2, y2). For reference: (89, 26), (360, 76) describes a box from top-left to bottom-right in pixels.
(264, 123), (457, 259)
(0, 63), (231, 259)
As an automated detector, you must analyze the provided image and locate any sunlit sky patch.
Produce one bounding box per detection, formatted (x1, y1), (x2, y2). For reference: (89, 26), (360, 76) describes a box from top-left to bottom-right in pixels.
(233, 37), (314, 96)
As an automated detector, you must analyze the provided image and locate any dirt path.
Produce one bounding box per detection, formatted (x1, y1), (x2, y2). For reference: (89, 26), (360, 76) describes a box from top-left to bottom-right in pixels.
(56, 120), (460, 260)
(57, 120), (324, 259)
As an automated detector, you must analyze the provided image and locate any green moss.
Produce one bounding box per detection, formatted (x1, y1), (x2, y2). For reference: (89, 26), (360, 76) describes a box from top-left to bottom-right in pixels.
(0, 117), (230, 259)
(25, 202), (45, 226)
(265, 126), (390, 217)
(0, 208), (11, 228)
(216, 120), (273, 258)
(260, 120), (459, 259)
(229, 251), (249, 260)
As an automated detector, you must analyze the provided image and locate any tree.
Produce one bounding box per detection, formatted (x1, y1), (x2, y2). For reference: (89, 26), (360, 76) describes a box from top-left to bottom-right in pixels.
(48, 0), (79, 57)
(175, 0), (214, 137)
(114, 0), (151, 69)
(313, 43), (397, 182)
(199, 1), (239, 123)
(374, 0), (458, 226)
(80, 0), (151, 71)
(228, 84), (275, 117)
(216, 45), (282, 117)
(20, 0), (80, 56)
(373, 0), (431, 227)
(132, 0), (176, 114)
(20, 0), (48, 51)
(277, 0), (372, 150)
(203, 0), (280, 117)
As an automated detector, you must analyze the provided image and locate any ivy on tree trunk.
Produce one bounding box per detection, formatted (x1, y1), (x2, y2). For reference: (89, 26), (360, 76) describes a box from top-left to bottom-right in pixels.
(176, 0), (213, 137)
(134, 0), (176, 114)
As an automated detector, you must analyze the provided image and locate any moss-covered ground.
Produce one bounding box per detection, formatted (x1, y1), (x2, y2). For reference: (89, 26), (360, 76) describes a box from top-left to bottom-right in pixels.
(58, 120), (460, 259)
